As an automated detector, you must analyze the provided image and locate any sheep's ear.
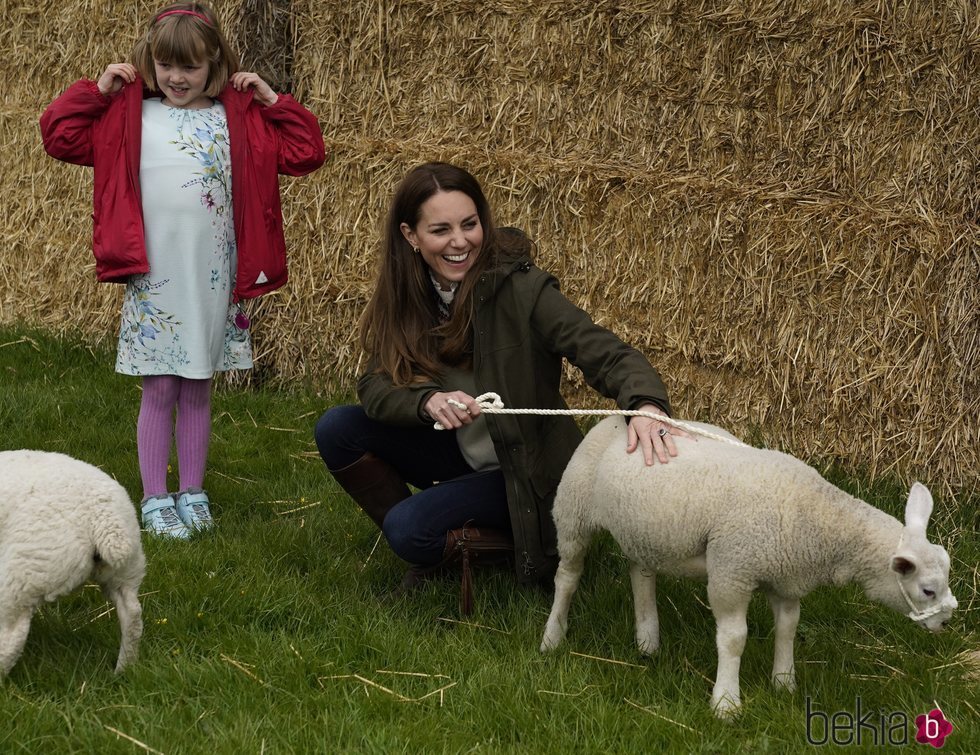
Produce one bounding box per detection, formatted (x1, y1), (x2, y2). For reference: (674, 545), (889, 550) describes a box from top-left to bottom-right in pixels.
(891, 555), (918, 576)
(904, 482), (933, 536)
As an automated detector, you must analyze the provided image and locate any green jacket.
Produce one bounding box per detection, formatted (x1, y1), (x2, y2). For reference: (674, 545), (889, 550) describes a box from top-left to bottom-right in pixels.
(357, 254), (671, 583)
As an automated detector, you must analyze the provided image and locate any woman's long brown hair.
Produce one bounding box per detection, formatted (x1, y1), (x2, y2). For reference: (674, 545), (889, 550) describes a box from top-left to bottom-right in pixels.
(359, 163), (505, 386)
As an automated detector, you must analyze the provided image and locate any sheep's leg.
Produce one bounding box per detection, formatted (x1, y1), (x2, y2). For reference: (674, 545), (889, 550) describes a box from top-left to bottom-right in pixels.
(766, 592), (800, 692)
(0, 609), (33, 678)
(540, 540), (589, 652)
(629, 563), (659, 655)
(707, 583), (752, 719)
(104, 582), (143, 673)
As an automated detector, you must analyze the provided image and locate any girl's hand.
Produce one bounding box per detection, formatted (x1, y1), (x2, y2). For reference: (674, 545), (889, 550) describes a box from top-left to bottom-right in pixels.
(424, 391), (480, 430)
(97, 63), (137, 96)
(626, 403), (691, 466)
(230, 71), (278, 106)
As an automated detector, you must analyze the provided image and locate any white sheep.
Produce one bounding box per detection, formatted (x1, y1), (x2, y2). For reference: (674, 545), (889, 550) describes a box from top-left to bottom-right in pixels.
(0, 450), (145, 677)
(540, 417), (958, 718)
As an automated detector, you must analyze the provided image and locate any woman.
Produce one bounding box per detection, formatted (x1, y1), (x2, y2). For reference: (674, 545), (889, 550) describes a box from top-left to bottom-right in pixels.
(315, 163), (682, 604)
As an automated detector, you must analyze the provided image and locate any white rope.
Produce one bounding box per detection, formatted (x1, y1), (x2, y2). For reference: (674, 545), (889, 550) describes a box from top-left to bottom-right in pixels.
(434, 392), (750, 447)
(895, 534), (951, 623)
(897, 577), (947, 623)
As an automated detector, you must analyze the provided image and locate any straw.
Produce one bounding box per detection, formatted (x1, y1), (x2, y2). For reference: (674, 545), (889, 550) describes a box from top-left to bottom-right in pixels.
(4, 0), (977, 495)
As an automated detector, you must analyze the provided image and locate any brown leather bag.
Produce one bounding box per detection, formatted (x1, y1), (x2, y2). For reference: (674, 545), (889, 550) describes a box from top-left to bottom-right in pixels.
(451, 523), (514, 615)
(401, 522), (514, 615)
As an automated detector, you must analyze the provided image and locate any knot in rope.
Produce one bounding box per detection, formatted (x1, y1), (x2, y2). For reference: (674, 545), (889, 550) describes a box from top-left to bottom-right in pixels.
(470, 392), (505, 412)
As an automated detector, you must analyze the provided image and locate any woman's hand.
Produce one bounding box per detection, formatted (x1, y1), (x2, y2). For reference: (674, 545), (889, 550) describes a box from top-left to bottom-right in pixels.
(230, 72), (278, 106)
(424, 391), (480, 430)
(97, 63), (137, 96)
(626, 403), (691, 465)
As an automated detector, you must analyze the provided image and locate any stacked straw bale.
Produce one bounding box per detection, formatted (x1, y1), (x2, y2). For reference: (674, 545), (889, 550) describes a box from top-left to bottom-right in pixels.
(2, 0), (977, 493)
(233, 0), (293, 92)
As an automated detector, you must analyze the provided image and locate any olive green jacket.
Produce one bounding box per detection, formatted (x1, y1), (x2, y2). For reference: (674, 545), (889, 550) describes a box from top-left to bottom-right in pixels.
(357, 254), (671, 583)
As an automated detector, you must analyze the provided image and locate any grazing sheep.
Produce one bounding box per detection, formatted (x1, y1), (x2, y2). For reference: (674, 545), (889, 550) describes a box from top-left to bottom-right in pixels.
(540, 417), (957, 718)
(0, 450), (145, 677)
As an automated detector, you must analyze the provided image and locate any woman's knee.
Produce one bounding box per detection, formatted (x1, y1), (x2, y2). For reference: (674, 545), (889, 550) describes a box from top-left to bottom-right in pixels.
(314, 405), (368, 469)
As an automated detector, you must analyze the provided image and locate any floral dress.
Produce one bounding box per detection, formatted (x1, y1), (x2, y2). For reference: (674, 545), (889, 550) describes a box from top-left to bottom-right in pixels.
(115, 99), (251, 377)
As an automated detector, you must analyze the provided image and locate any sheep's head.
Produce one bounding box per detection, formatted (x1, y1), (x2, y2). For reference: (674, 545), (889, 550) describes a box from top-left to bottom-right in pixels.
(888, 483), (957, 632)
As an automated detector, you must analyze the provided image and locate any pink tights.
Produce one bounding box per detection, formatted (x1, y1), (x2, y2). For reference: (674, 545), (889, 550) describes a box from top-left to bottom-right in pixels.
(137, 375), (212, 498)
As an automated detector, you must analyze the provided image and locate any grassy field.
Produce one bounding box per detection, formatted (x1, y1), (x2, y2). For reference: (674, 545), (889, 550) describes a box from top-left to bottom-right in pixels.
(0, 325), (976, 753)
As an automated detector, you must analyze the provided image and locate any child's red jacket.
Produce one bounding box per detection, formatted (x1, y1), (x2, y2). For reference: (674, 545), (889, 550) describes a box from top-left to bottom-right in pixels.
(40, 79), (325, 300)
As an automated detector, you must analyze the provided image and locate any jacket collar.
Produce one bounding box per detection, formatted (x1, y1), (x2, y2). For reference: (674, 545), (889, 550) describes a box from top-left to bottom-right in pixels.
(123, 76), (251, 109)
(479, 253), (534, 297)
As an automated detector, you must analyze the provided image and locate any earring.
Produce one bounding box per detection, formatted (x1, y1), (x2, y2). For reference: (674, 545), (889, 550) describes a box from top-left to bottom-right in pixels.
(412, 246), (421, 254)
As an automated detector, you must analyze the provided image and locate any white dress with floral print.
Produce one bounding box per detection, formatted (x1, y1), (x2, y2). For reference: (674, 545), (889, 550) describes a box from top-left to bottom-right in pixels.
(115, 99), (252, 377)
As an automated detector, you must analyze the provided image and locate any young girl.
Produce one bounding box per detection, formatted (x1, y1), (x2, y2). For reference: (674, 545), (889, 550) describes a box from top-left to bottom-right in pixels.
(41, 3), (325, 538)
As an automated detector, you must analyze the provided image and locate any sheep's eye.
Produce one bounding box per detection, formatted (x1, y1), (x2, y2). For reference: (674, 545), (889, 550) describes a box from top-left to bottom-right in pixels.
(923, 589), (935, 598)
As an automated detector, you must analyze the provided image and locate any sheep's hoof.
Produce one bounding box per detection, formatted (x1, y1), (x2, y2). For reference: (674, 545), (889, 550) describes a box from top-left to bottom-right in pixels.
(636, 638), (660, 656)
(712, 695), (742, 720)
(540, 619), (566, 653)
(771, 673), (796, 693)
(114, 650), (139, 673)
(540, 634), (561, 653)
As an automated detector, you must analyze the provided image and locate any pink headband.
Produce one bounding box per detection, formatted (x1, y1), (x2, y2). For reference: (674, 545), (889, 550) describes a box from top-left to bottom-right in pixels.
(157, 10), (212, 26)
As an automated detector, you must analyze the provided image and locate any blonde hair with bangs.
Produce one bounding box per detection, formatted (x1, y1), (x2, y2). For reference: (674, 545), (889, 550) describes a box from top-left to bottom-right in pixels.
(131, 3), (239, 97)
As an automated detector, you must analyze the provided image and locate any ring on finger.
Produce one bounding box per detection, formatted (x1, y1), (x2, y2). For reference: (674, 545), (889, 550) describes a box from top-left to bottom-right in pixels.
(658, 427), (670, 437)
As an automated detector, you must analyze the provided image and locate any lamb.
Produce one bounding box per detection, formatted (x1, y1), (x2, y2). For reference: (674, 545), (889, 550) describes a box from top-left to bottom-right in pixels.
(1, 450), (145, 677)
(540, 416), (958, 718)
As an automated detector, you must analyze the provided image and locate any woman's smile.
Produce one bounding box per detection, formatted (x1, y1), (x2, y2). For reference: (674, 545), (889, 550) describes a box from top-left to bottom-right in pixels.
(401, 190), (484, 289)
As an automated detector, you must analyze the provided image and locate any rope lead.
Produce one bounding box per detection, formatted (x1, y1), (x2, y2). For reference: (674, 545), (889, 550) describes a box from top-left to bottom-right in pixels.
(435, 392), (750, 448)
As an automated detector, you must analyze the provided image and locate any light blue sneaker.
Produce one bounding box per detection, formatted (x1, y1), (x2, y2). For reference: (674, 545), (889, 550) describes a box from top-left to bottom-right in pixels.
(141, 494), (191, 539)
(175, 488), (215, 531)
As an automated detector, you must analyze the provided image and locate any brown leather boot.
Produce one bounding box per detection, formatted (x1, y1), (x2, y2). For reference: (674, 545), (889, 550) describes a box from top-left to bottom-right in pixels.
(399, 522), (513, 615)
(328, 452), (411, 529)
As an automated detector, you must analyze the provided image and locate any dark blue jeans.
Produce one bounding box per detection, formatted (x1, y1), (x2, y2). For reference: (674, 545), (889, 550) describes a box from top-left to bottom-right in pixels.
(314, 405), (510, 565)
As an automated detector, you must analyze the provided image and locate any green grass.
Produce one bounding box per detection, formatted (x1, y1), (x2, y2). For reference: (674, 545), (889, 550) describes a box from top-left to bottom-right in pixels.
(1, 324), (977, 753)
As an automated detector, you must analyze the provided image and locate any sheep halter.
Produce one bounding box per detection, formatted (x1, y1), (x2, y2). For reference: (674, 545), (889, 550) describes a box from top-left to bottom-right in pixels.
(897, 579), (947, 623)
(895, 534), (949, 623)
(436, 392), (750, 448)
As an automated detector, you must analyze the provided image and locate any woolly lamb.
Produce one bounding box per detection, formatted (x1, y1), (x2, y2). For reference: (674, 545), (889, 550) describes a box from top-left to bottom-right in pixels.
(540, 417), (957, 718)
(0, 450), (145, 677)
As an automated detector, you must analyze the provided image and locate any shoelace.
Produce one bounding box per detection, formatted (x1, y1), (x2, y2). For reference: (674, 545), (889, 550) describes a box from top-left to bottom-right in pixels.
(188, 503), (212, 522)
(158, 507), (184, 528)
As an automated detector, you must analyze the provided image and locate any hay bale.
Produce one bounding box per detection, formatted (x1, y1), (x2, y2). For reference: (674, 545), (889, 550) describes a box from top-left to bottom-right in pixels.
(232, 0), (293, 92)
(3, 0), (978, 494)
